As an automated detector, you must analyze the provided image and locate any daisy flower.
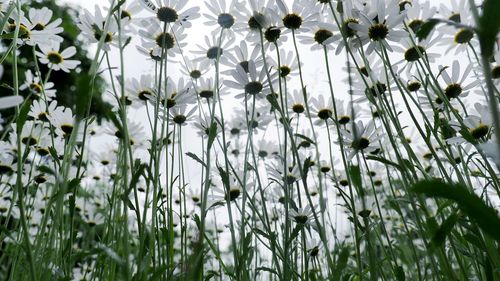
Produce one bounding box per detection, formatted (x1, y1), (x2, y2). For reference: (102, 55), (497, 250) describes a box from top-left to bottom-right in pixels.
(352, 64), (397, 104)
(221, 40), (263, 74)
(297, 17), (339, 51)
(492, 53), (500, 82)
(395, 30), (441, 74)
(35, 43), (80, 72)
(267, 157), (302, 186)
(106, 0), (142, 34)
(203, 0), (239, 33)
(401, 0), (436, 33)
(334, 99), (358, 126)
(438, 60), (480, 101)
(192, 34), (235, 70)
(333, 0), (368, 55)
(166, 105), (197, 126)
(448, 102), (495, 144)
(289, 205), (314, 225)
(287, 89), (306, 115)
(193, 115), (220, 138)
(20, 70), (56, 99)
(268, 49), (299, 80)
(240, 106), (274, 133)
(232, 0), (271, 34)
(439, 0), (469, 23)
(348, 0), (407, 55)
(256, 138), (279, 158)
(244, 7), (285, 49)
(437, 11), (477, 55)
(123, 74), (156, 109)
(77, 5), (121, 52)
(29, 100), (57, 122)
(341, 120), (381, 161)
(138, 19), (186, 58)
(151, 76), (195, 109)
(6, 8), (63, 47)
(14, 120), (49, 148)
(276, 0), (319, 33)
(48, 106), (76, 137)
(19, 7), (64, 46)
(180, 58), (208, 80)
(103, 118), (146, 147)
(139, 0), (200, 28)
(224, 60), (276, 100)
(193, 76), (228, 101)
(310, 95), (334, 125)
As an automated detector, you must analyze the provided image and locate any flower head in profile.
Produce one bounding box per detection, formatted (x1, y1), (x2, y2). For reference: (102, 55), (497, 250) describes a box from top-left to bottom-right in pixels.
(35, 43), (80, 72)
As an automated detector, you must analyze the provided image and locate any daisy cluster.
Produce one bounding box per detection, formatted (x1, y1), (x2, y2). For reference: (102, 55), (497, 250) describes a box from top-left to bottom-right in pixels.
(0, 0), (499, 280)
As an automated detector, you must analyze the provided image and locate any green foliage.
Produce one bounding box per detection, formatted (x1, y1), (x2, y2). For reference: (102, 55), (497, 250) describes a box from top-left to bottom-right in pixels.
(411, 179), (500, 242)
(1, 0), (110, 123)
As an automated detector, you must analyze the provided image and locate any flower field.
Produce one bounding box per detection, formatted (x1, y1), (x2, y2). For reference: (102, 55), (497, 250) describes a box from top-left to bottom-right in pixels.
(0, 0), (499, 280)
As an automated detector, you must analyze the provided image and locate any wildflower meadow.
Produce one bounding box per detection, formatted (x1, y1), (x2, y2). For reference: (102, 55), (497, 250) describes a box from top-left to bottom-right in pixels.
(0, 0), (499, 280)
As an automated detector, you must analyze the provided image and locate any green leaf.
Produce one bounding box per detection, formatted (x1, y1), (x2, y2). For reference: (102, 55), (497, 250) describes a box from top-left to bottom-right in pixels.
(120, 194), (136, 211)
(75, 74), (92, 120)
(287, 224), (304, 247)
(16, 99), (31, 133)
(266, 93), (281, 111)
(366, 155), (401, 170)
(348, 165), (362, 195)
(431, 212), (459, 248)
(395, 266), (405, 281)
(186, 152), (207, 168)
(477, 0), (500, 59)
(411, 179), (500, 242)
(332, 247), (349, 281)
(149, 264), (168, 281)
(217, 166), (230, 190)
(207, 122), (217, 149)
(37, 165), (55, 175)
(416, 18), (440, 40)
(295, 133), (316, 145)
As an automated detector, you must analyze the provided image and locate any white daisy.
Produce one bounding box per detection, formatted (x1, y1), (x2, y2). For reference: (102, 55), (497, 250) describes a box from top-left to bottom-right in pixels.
(438, 60), (480, 101)
(19, 70), (56, 99)
(341, 120), (382, 161)
(348, 0), (407, 54)
(77, 5), (120, 52)
(35, 43), (80, 72)
(139, 0), (200, 28)
(224, 59), (276, 100)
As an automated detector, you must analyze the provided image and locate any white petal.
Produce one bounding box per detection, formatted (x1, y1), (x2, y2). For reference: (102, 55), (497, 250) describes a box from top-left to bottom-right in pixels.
(0, 96), (23, 109)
